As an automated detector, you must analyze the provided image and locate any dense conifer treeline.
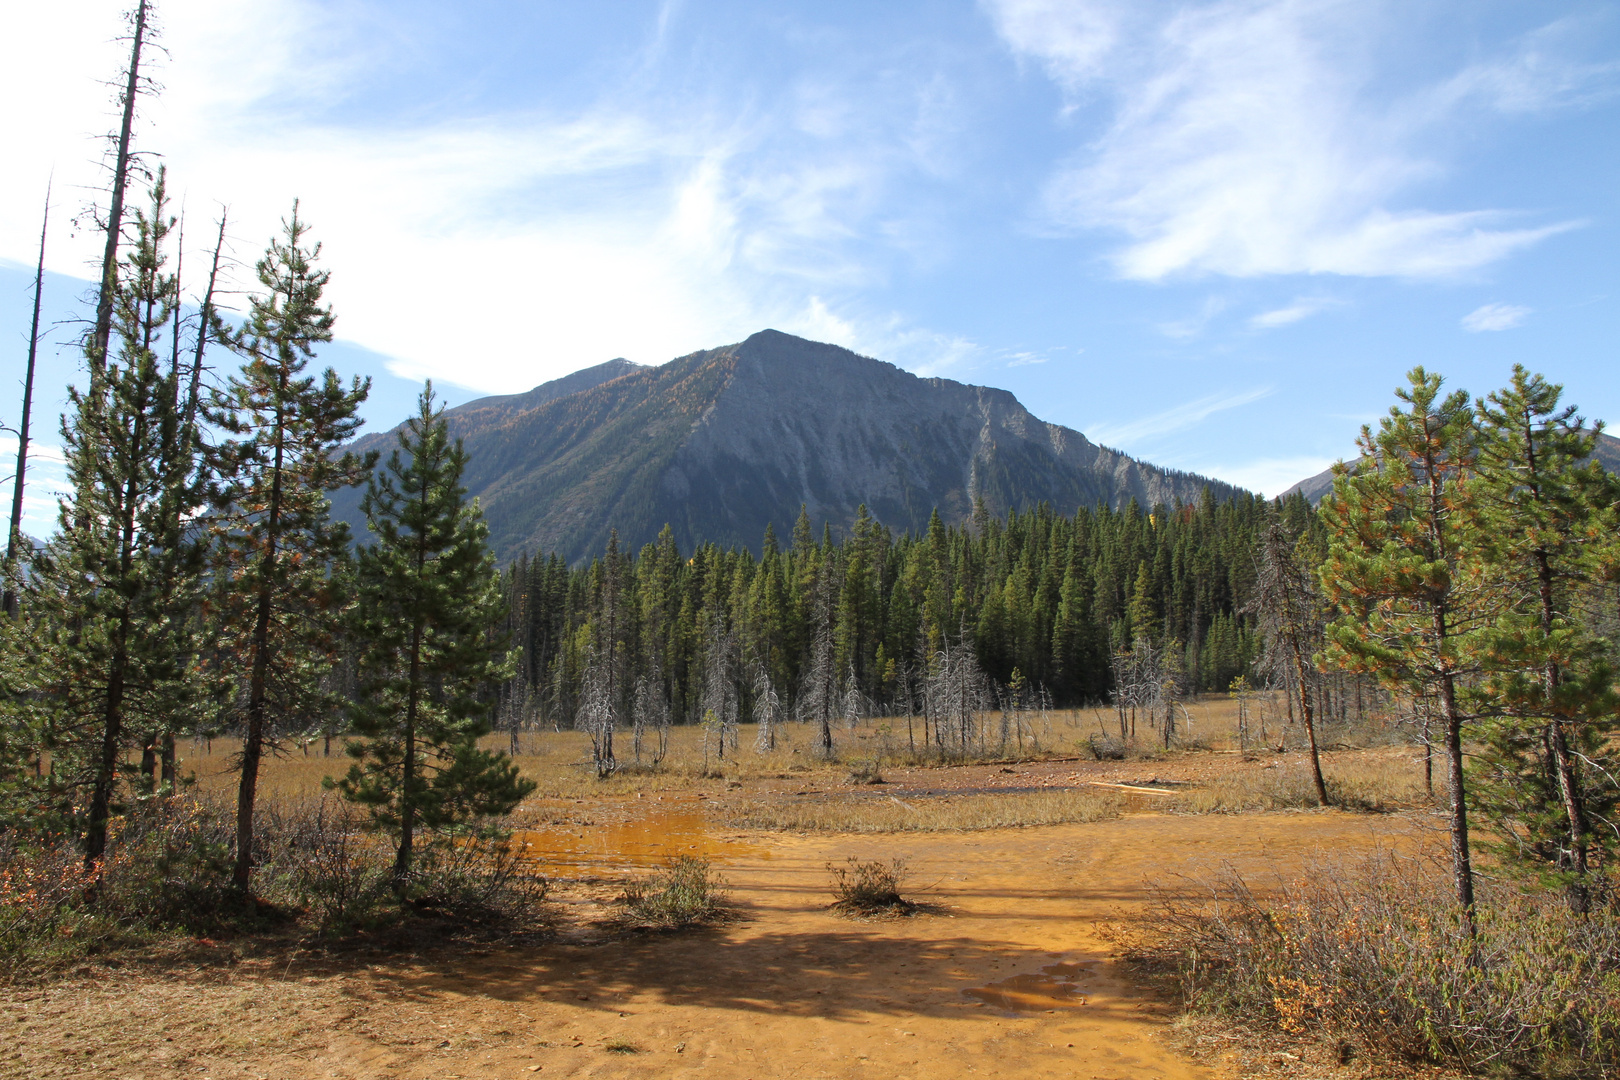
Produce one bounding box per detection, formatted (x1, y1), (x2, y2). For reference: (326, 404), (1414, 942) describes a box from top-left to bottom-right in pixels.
(495, 489), (1305, 731)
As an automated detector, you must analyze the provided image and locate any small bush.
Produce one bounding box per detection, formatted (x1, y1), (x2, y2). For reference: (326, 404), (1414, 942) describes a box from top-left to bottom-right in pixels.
(0, 839), (100, 960)
(845, 759), (884, 784)
(620, 856), (729, 927)
(1086, 733), (1126, 760)
(404, 835), (549, 922)
(265, 798), (391, 933)
(828, 857), (915, 915)
(1133, 853), (1620, 1078)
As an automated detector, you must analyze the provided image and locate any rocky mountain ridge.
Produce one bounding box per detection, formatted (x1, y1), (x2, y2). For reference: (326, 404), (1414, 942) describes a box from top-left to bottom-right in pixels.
(334, 330), (1247, 562)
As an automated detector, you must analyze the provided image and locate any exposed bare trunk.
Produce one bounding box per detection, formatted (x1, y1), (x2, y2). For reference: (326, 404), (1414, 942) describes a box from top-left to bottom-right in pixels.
(90, 0), (149, 380)
(4, 185), (49, 618)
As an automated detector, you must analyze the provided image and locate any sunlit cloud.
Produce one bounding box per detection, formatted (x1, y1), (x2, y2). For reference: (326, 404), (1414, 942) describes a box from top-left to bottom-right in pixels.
(1085, 385), (1273, 449)
(1461, 302), (1531, 332)
(1250, 296), (1340, 329)
(1194, 454), (1338, 498)
(985, 0), (1597, 280)
(0, 0), (983, 394)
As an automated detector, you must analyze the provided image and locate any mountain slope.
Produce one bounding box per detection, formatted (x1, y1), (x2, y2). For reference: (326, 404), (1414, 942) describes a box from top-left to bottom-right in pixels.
(335, 330), (1246, 562)
(1279, 431), (1620, 505)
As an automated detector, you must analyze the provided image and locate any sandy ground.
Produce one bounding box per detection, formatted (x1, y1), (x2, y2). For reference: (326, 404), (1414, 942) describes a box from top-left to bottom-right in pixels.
(3, 807), (1415, 1080)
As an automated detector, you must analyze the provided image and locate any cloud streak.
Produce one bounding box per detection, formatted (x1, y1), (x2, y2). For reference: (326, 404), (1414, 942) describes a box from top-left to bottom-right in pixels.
(1462, 303), (1531, 332)
(1250, 296), (1339, 329)
(0, 1), (987, 393)
(1085, 385), (1273, 449)
(985, 0), (1597, 280)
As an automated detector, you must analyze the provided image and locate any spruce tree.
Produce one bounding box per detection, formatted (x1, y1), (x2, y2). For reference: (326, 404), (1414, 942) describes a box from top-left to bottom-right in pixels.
(28, 172), (209, 862)
(1319, 368), (1487, 921)
(210, 203), (373, 891)
(1463, 367), (1620, 911)
(337, 386), (533, 890)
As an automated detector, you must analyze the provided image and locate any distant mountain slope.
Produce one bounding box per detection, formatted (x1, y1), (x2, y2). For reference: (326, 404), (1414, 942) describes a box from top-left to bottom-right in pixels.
(1279, 431), (1620, 505)
(335, 330), (1246, 562)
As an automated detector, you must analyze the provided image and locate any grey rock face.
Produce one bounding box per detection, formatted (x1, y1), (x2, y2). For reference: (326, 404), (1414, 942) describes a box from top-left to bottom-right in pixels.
(335, 330), (1245, 562)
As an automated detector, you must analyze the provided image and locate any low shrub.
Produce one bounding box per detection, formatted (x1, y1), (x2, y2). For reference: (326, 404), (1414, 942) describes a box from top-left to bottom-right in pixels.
(0, 838), (101, 960)
(845, 759), (884, 785)
(263, 798), (391, 933)
(828, 857), (914, 915)
(1085, 733), (1126, 760)
(1132, 853), (1620, 1078)
(620, 855), (729, 927)
(0, 793), (550, 959)
(404, 835), (549, 923)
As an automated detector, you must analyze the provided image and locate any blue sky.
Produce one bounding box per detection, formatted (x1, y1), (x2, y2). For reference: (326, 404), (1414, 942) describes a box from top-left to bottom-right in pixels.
(2, 0), (1617, 538)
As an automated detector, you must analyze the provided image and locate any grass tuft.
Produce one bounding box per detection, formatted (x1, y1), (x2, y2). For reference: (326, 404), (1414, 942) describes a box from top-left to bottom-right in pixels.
(828, 858), (915, 915)
(619, 856), (730, 928)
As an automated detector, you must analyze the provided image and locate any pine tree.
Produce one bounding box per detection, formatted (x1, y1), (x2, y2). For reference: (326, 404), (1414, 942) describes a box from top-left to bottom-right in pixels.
(29, 172), (209, 863)
(1319, 368), (1487, 920)
(210, 203), (373, 891)
(336, 386), (533, 889)
(1463, 367), (1620, 911)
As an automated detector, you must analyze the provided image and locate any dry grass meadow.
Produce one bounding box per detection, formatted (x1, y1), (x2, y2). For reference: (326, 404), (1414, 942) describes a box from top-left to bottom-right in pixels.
(6, 693), (1461, 1080)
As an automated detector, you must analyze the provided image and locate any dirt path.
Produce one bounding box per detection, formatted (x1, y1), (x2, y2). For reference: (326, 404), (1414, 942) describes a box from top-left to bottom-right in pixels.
(6, 811), (1411, 1080)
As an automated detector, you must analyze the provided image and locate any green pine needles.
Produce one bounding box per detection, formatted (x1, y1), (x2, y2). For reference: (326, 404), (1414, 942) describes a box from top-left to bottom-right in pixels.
(334, 386), (535, 892)
(1320, 365), (1620, 918)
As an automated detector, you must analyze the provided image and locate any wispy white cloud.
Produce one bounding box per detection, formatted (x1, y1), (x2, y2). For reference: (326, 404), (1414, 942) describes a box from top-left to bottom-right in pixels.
(1193, 454), (1338, 498)
(1005, 352), (1049, 367)
(1461, 302), (1531, 332)
(983, 0), (1595, 280)
(1250, 296), (1340, 329)
(0, 0), (982, 393)
(1158, 295), (1227, 340)
(1085, 385), (1273, 448)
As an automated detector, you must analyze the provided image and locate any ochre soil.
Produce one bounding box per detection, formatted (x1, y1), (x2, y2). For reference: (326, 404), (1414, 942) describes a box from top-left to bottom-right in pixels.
(4, 805), (1416, 1080)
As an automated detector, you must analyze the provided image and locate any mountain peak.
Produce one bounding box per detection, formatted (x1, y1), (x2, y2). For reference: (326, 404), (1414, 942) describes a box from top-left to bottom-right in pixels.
(335, 333), (1249, 561)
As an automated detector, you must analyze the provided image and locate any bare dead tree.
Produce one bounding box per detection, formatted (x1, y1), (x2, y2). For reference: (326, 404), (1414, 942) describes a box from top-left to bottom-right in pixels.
(182, 211), (228, 441)
(841, 662), (864, 732)
(1253, 520), (1329, 804)
(90, 0), (155, 381)
(798, 563), (841, 758)
(926, 634), (990, 757)
(751, 660), (780, 752)
(703, 617), (739, 758)
(4, 183), (50, 618)
(577, 647), (616, 778)
(632, 669), (669, 766)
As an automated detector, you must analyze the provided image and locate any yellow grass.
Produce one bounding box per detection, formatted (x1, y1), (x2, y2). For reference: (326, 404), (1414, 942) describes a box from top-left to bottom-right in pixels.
(1165, 747), (1431, 814)
(722, 787), (1126, 832)
(178, 694), (1421, 829)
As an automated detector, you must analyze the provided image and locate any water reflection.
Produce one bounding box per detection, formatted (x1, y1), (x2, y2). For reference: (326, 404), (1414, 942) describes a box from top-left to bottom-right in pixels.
(513, 798), (765, 878)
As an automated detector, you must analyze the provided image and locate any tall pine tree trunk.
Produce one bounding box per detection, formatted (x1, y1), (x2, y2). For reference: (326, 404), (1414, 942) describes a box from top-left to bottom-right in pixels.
(90, 0), (149, 379)
(86, 442), (147, 865)
(395, 620), (423, 892)
(233, 402), (287, 892)
(4, 186), (49, 618)
(1534, 544), (1591, 912)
